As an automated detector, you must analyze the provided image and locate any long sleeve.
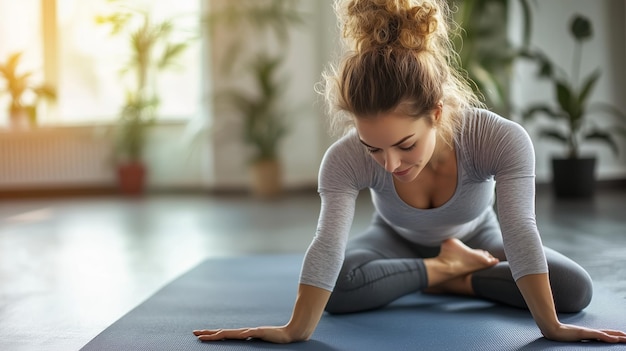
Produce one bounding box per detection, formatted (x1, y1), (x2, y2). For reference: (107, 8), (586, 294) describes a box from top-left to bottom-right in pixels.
(299, 131), (370, 291)
(461, 109), (548, 280)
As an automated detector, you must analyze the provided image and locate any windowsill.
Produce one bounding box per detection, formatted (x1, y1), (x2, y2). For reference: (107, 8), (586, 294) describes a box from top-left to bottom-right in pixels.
(0, 118), (192, 134)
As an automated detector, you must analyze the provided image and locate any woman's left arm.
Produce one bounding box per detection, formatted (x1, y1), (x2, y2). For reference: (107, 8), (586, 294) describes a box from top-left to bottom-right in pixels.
(516, 273), (626, 343)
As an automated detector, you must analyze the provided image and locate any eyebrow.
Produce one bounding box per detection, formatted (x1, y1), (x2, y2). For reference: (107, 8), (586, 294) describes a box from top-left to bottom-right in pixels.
(359, 134), (415, 149)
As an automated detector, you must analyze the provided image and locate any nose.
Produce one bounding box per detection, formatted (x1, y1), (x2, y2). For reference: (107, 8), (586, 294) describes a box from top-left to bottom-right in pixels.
(384, 151), (401, 173)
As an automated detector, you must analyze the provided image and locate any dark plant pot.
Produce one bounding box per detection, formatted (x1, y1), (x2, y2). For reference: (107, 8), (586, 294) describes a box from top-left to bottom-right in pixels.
(551, 157), (596, 199)
(117, 161), (146, 196)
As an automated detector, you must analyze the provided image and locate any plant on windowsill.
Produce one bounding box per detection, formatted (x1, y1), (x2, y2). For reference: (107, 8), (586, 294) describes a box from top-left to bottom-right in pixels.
(0, 52), (56, 129)
(97, 4), (191, 195)
(521, 14), (626, 198)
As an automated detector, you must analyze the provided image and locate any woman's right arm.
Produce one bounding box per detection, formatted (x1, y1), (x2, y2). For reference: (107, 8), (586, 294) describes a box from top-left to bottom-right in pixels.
(194, 135), (364, 343)
(193, 283), (331, 343)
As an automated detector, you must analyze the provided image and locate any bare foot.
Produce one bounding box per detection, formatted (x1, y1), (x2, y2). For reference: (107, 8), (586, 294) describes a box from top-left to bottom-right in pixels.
(438, 238), (499, 275)
(424, 238), (499, 287)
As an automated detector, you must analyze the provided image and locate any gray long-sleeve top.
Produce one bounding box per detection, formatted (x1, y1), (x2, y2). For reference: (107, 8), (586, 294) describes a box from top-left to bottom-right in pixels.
(299, 108), (548, 292)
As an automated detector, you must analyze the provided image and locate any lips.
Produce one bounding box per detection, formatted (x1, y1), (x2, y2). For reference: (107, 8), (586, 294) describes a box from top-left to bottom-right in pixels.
(393, 168), (411, 176)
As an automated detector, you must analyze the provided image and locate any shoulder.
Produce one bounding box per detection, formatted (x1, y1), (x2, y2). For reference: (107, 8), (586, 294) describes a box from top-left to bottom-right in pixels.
(460, 108), (532, 148)
(321, 129), (364, 167)
(463, 108), (526, 133)
(318, 129), (377, 192)
(459, 108), (535, 178)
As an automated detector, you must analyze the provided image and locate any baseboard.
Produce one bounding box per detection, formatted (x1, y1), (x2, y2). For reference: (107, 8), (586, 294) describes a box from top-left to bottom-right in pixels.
(1, 180), (623, 200)
(535, 178), (626, 193)
(0, 187), (120, 199)
(0, 184), (320, 200)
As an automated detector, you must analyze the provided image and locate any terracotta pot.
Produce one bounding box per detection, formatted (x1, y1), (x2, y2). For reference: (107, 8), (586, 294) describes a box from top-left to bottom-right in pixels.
(117, 161), (146, 196)
(9, 109), (30, 130)
(250, 159), (282, 199)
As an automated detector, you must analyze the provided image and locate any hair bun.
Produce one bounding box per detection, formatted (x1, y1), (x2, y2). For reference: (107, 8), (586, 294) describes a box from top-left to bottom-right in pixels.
(339, 0), (440, 53)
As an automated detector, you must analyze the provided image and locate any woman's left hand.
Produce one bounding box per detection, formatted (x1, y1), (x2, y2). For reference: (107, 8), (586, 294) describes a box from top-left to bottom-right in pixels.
(542, 323), (626, 343)
(516, 274), (626, 343)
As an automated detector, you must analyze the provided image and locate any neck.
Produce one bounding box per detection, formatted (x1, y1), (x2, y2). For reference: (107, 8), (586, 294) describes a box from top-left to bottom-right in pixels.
(428, 137), (455, 172)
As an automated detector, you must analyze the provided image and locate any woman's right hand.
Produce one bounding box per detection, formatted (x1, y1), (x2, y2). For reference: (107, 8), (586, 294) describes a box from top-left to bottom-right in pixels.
(193, 325), (297, 344)
(193, 284), (332, 344)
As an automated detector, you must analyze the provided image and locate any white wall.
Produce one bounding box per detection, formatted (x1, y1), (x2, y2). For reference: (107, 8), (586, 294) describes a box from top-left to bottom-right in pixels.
(510, 0), (626, 182)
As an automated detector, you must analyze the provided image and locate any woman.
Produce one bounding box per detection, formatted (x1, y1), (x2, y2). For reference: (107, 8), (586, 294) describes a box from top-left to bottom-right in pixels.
(194, 0), (626, 344)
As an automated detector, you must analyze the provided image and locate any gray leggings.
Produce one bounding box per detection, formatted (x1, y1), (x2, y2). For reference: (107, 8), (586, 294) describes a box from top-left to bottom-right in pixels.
(325, 213), (593, 314)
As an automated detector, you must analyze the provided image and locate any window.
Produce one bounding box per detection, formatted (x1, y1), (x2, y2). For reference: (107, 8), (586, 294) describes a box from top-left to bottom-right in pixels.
(0, 0), (201, 126)
(0, 0), (44, 127)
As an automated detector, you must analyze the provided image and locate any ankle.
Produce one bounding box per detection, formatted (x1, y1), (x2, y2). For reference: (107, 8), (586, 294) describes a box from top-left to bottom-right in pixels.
(424, 257), (455, 287)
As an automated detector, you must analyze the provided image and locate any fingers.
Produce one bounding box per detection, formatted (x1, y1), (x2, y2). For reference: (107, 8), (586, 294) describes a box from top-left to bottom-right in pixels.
(193, 328), (263, 341)
(594, 329), (626, 343)
(573, 327), (626, 343)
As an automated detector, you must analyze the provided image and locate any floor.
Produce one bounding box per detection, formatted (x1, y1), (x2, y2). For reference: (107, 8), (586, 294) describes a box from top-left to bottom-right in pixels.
(1, 187), (625, 351)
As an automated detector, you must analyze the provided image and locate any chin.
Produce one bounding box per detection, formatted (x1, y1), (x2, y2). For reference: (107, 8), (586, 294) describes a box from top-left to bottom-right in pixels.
(394, 175), (416, 183)
(392, 168), (417, 182)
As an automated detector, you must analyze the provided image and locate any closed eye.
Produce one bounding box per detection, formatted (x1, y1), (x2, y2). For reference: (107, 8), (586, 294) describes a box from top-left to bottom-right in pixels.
(365, 147), (381, 154)
(399, 143), (416, 151)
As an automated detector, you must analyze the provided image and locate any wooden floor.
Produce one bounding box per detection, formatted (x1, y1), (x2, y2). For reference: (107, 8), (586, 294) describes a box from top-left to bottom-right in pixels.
(1, 187), (625, 351)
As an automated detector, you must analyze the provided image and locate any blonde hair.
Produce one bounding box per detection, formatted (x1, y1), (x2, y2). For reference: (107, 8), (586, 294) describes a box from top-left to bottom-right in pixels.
(319, 0), (483, 146)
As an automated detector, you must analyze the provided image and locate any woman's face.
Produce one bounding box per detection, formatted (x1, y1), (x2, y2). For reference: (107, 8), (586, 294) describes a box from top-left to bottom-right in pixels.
(355, 110), (438, 183)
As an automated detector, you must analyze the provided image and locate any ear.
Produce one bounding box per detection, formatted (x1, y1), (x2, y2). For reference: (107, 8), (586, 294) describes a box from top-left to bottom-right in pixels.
(434, 101), (443, 121)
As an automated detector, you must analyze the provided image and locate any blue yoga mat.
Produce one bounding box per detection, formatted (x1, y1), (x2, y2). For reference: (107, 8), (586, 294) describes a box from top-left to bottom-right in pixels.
(80, 254), (626, 351)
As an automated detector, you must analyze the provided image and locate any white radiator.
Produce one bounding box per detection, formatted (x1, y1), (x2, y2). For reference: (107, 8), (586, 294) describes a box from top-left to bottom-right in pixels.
(0, 127), (116, 189)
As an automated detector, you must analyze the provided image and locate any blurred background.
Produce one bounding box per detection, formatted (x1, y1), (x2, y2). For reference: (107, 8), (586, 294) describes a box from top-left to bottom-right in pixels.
(1, 1), (625, 351)
(0, 0), (624, 197)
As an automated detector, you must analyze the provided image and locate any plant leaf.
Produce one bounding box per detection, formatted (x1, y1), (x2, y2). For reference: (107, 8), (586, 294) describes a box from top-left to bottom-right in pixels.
(32, 84), (57, 101)
(539, 129), (568, 144)
(588, 102), (626, 124)
(584, 130), (618, 156)
(555, 79), (582, 129)
(578, 69), (600, 107)
(158, 42), (189, 69)
(519, 0), (534, 48)
(522, 104), (565, 122)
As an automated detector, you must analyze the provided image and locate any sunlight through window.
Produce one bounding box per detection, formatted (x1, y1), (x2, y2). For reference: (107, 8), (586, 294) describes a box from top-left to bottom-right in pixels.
(55, 0), (201, 124)
(0, 0), (201, 126)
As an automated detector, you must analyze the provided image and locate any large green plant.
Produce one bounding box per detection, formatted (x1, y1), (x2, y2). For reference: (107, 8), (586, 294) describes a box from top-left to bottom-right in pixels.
(449, 0), (533, 114)
(97, 2), (191, 162)
(0, 52), (56, 127)
(208, 0), (304, 163)
(521, 15), (626, 159)
(222, 55), (289, 162)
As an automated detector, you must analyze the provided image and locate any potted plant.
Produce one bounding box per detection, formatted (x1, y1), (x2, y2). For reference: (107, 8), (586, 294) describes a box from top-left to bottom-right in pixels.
(208, 0), (304, 198)
(0, 52), (56, 129)
(112, 93), (158, 195)
(521, 14), (626, 198)
(221, 54), (290, 198)
(97, 4), (191, 195)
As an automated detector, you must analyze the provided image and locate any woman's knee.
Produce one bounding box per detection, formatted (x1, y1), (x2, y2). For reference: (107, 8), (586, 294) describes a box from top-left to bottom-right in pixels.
(325, 290), (354, 314)
(547, 251), (593, 313)
(325, 274), (367, 314)
(324, 251), (371, 314)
